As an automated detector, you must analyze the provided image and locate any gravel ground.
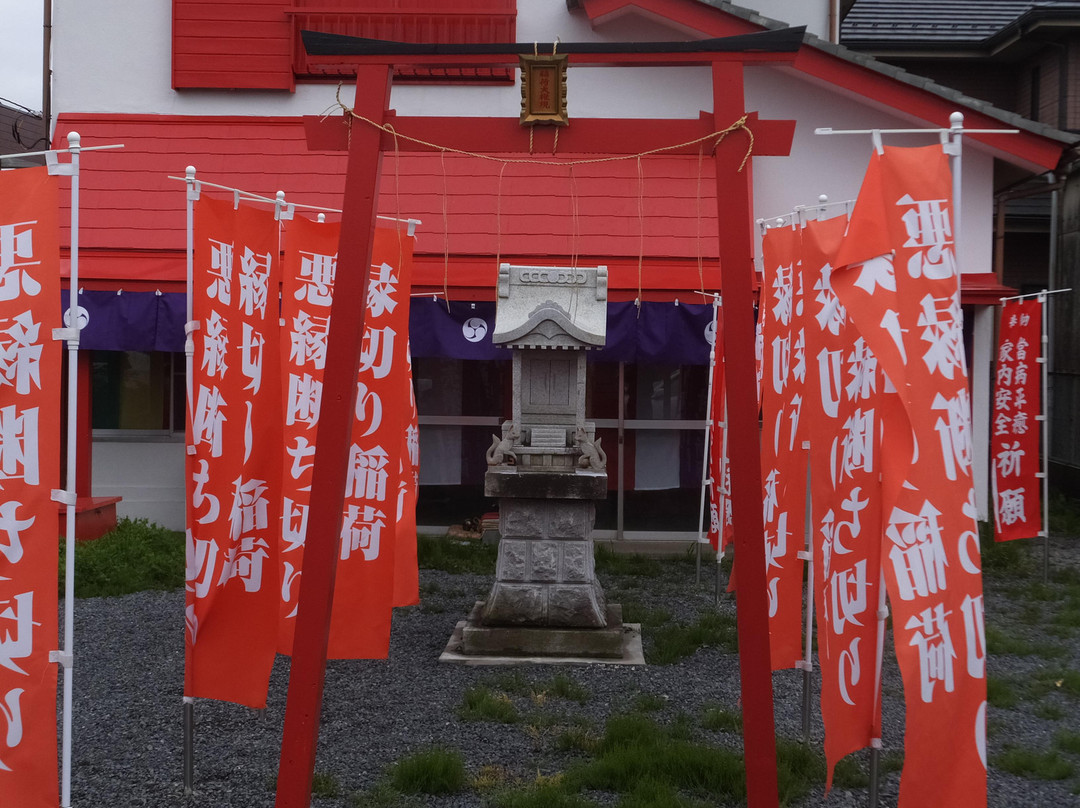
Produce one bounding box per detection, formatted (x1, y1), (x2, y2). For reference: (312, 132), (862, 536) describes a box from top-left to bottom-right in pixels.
(67, 536), (1080, 807)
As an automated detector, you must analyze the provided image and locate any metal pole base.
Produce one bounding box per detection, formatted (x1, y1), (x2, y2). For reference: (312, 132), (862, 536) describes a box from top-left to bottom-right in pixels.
(183, 699), (194, 796)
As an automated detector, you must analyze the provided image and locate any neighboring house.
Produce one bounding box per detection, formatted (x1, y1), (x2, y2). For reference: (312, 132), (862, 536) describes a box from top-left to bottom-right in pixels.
(841, 0), (1080, 486)
(48, 0), (1075, 534)
(0, 99), (45, 168)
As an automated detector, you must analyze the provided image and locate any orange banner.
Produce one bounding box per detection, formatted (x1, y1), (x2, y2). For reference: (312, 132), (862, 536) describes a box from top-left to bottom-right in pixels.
(992, 299), (1042, 541)
(803, 214), (884, 789)
(0, 166), (62, 807)
(185, 197), (281, 708)
(759, 225), (807, 671)
(833, 145), (987, 808)
(393, 343), (421, 607)
(277, 218), (417, 656)
(328, 226), (415, 658)
(278, 214), (339, 651)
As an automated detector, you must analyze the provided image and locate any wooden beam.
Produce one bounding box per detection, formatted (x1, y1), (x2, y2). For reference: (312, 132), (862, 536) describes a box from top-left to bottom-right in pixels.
(305, 111), (794, 157)
(711, 60), (780, 808)
(275, 64), (391, 808)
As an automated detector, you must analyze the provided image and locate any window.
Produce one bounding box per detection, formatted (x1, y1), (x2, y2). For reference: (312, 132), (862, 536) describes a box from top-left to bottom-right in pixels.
(92, 351), (185, 436)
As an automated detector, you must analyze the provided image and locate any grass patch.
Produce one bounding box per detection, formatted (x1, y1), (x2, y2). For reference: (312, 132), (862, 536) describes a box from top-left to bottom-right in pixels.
(388, 747), (467, 795)
(555, 725), (601, 755)
(979, 527), (1036, 577)
(775, 738), (826, 806)
(984, 625), (1067, 659)
(621, 600), (673, 629)
(60, 517), (185, 598)
(545, 673), (589, 705)
(1054, 730), (1080, 756)
(992, 746), (1075, 781)
(634, 692), (668, 713)
(490, 782), (592, 808)
(831, 755), (870, 789)
(458, 685), (519, 723)
(1036, 702), (1066, 721)
(594, 543), (664, 577)
(987, 675), (1021, 709)
(416, 534), (497, 574)
(348, 783), (417, 807)
(701, 705), (742, 733)
(650, 611), (738, 665)
(311, 771), (341, 798)
(563, 713), (746, 803)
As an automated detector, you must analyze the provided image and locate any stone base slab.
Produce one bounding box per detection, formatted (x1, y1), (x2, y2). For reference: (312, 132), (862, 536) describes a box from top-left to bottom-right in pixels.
(485, 468), (607, 500)
(456, 601), (628, 659)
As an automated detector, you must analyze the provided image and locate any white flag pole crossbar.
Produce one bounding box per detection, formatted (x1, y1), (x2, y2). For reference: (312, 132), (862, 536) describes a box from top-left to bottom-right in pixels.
(814, 126), (1020, 136)
(0, 142), (124, 162)
(757, 197), (854, 232)
(166, 174), (422, 235)
(999, 287), (1072, 303)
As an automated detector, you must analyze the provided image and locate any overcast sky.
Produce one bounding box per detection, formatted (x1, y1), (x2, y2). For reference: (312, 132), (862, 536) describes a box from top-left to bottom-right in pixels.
(0, 1), (44, 111)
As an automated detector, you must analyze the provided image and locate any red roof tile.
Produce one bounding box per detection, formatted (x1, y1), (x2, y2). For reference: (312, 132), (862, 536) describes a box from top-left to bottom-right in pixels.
(55, 113), (722, 295)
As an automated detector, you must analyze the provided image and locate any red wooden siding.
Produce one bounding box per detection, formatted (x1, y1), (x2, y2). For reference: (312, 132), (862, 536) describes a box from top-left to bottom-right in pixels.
(172, 0), (517, 91)
(172, 0), (295, 90)
(291, 0), (517, 82)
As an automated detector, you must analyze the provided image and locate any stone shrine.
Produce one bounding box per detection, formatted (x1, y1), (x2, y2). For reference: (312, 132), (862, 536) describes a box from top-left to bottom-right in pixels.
(458, 263), (625, 659)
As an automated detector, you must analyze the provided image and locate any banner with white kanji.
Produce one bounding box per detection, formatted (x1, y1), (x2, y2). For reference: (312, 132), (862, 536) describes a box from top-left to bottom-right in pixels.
(833, 144), (987, 808)
(393, 340), (421, 608)
(328, 225), (415, 658)
(185, 197), (281, 708)
(992, 299), (1042, 541)
(278, 213), (337, 652)
(0, 166), (63, 808)
(803, 213), (885, 790)
(277, 217), (417, 657)
(759, 225), (807, 671)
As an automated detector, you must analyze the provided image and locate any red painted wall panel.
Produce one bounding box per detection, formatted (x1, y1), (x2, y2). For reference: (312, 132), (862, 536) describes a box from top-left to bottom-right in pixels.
(172, 0), (294, 90)
(172, 1), (518, 90)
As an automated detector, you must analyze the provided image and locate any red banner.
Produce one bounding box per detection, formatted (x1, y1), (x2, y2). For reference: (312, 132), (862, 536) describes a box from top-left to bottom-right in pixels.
(393, 342), (421, 607)
(992, 299), (1042, 541)
(277, 218), (417, 656)
(706, 304), (733, 554)
(833, 145), (987, 808)
(0, 167), (62, 807)
(759, 225), (807, 671)
(185, 197), (281, 707)
(803, 214), (884, 789)
(328, 226), (415, 657)
(278, 214), (338, 651)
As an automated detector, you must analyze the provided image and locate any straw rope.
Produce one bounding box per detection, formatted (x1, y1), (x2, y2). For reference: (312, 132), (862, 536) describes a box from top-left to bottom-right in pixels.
(330, 85), (755, 171)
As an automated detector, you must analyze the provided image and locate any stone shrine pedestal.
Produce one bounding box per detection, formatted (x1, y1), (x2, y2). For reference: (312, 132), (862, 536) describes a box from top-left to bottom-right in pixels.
(441, 263), (638, 664)
(457, 467), (625, 659)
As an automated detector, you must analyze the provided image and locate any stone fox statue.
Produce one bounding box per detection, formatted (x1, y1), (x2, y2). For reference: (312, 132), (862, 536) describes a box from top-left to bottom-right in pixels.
(486, 424), (520, 466)
(574, 426), (607, 471)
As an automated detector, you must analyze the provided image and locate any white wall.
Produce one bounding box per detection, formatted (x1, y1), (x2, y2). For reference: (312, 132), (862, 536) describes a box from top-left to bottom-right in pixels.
(92, 440), (187, 531)
(746, 65), (995, 274)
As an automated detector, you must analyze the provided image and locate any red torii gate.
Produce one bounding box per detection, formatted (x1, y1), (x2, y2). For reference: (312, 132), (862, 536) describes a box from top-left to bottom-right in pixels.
(278, 28), (799, 808)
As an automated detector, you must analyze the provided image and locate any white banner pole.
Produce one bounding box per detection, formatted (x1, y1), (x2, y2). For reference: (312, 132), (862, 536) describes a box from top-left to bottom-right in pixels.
(61, 130), (81, 808)
(715, 395), (729, 604)
(1040, 290), (1051, 583)
(695, 295), (720, 585)
(183, 166), (198, 796)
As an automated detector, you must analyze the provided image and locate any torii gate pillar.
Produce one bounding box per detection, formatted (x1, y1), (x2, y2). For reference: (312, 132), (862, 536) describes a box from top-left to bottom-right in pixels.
(279, 36), (796, 808)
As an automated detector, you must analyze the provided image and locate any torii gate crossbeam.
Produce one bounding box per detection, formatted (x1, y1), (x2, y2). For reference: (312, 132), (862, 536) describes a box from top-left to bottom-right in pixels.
(276, 33), (798, 808)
